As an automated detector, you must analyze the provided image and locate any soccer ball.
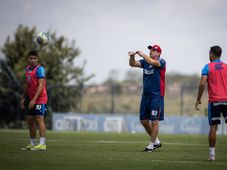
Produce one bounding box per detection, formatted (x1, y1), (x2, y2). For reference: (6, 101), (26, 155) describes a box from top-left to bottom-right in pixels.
(35, 32), (49, 46)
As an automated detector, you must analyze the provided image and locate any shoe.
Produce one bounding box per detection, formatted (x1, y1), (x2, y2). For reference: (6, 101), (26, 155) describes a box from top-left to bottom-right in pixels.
(144, 147), (153, 152)
(20, 144), (34, 150)
(31, 144), (47, 151)
(208, 155), (215, 161)
(153, 143), (162, 150)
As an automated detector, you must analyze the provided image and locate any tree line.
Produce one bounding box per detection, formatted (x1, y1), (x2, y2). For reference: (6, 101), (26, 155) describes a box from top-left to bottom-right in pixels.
(0, 25), (92, 128)
(0, 25), (201, 128)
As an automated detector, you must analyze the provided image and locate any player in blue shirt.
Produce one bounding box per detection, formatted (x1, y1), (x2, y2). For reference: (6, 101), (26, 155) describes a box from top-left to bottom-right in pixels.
(129, 44), (166, 152)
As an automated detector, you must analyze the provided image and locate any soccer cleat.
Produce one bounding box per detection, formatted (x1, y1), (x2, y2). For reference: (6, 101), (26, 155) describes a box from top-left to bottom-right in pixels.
(153, 143), (162, 150)
(144, 148), (153, 152)
(31, 144), (47, 151)
(208, 155), (215, 161)
(20, 144), (34, 150)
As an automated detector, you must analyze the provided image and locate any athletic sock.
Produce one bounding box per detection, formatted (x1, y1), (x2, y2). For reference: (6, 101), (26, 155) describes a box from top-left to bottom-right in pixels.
(30, 138), (36, 146)
(209, 147), (215, 156)
(155, 138), (160, 145)
(40, 137), (46, 145)
(148, 142), (155, 150)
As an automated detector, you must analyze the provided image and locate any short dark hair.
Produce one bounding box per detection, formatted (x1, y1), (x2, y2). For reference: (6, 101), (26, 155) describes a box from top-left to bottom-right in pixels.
(27, 50), (38, 58)
(210, 46), (222, 57)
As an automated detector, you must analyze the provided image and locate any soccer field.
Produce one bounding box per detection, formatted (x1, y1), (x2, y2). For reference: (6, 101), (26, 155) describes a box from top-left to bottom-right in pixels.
(0, 130), (227, 170)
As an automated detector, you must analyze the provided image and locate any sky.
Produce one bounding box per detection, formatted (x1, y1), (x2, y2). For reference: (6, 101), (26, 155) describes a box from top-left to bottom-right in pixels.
(0, 0), (227, 84)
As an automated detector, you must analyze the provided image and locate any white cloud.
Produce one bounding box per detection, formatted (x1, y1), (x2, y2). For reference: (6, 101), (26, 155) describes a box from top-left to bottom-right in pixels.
(0, 0), (227, 83)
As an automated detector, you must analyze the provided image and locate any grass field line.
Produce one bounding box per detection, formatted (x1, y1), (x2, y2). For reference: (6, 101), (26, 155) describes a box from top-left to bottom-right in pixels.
(0, 137), (207, 146)
(150, 159), (227, 165)
(89, 140), (207, 146)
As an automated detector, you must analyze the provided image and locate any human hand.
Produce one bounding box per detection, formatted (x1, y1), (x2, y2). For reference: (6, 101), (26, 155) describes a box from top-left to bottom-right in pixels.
(195, 100), (201, 110)
(28, 99), (36, 110)
(136, 51), (144, 57)
(20, 98), (25, 109)
(128, 51), (136, 57)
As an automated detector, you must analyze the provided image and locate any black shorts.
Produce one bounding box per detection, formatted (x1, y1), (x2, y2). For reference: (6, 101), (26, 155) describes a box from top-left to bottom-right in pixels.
(208, 102), (227, 125)
(28, 104), (47, 116)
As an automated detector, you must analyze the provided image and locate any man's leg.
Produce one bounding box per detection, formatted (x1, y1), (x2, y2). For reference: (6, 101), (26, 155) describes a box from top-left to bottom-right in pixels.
(35, 115), (46, 145)
(150, 120), (159, 143)
(30, 104), (47, 150)
(148, 120), (159, 150)
(148, 97), (163, 150)
(31, 115), (47, 150)
(140, 119), (151, 135)
(140, 119), (161, 151)
(27, 116), (36, 145)
(141, 119), (152, 151)
(208, 124), (217, 160)
(140, 120), (160, 139)
(207, 102), (221, 160)
(20, 116), (36, 150)
(140, 97), (161, 151)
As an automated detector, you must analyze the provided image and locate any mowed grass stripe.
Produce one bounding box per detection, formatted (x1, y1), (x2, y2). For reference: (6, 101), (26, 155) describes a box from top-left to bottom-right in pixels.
(0, 137), (208, 146)
(0, 130), (227, 170)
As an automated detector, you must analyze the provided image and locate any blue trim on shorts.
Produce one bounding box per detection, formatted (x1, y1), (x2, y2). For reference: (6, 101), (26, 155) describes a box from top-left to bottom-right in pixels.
(208, 103), (212, 125)
(28, 104), (47, 116)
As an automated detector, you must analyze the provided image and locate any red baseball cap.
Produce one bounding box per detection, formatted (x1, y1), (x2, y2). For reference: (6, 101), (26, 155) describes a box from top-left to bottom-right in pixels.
(148, 44), (162, 54)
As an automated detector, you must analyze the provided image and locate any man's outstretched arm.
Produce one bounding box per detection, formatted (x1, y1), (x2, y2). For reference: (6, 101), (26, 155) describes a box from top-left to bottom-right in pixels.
(195, 76), (207, 110)
(136, 51), (161, 67)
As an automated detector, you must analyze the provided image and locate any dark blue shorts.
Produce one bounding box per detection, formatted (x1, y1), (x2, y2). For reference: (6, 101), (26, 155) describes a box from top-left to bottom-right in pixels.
(28, 104), (47, 116)
(139, 96), (164, 121)
(208, 102), (227, 125)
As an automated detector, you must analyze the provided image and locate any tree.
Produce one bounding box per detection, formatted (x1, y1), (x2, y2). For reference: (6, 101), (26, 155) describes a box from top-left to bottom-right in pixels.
(0, 25), (92, 127)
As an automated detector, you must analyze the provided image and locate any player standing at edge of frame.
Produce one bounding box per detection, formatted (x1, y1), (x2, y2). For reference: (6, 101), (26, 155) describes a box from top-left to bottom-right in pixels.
(128, 44), (166, 152)
(20, 50), (48, 151)
(195, 46), (227, 161)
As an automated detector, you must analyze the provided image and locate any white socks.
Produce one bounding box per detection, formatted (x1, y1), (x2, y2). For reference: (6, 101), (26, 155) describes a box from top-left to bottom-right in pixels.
(155, 138), (160, 145)
(209, 147), (215, 156)
(30, 138), (46, 145)
(147, 138), (160, 149)
(30, 138), (36, 146)
(40, 137), (46, 145)
(147, 142), (155, 149)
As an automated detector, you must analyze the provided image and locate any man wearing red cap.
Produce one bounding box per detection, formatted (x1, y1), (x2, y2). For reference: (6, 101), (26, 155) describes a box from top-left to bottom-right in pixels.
(128, 44), (166, 152)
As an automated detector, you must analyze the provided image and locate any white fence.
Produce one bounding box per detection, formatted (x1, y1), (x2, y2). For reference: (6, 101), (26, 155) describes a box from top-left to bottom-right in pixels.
(52, 113), (227, 135)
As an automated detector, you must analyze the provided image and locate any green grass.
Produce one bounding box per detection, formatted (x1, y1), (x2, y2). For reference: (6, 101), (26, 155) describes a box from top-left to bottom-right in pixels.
(0, 130), (227, 170)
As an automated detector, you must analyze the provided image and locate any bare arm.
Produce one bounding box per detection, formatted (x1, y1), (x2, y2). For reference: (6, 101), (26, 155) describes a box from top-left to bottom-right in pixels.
(195, 76), (207, 110)
(20, 82), (28, 109)
(28, 79), (44, 109)
(137, 51), (161, 67)
(128, 52), (142, 68)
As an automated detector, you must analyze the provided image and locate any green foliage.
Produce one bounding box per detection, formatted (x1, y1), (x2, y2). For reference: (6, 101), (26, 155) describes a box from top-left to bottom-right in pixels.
(81, 71), (203, 115)
(0, 25), (92, 127)
(123, 69), (142, 85)
(166, 72), (200, 86)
